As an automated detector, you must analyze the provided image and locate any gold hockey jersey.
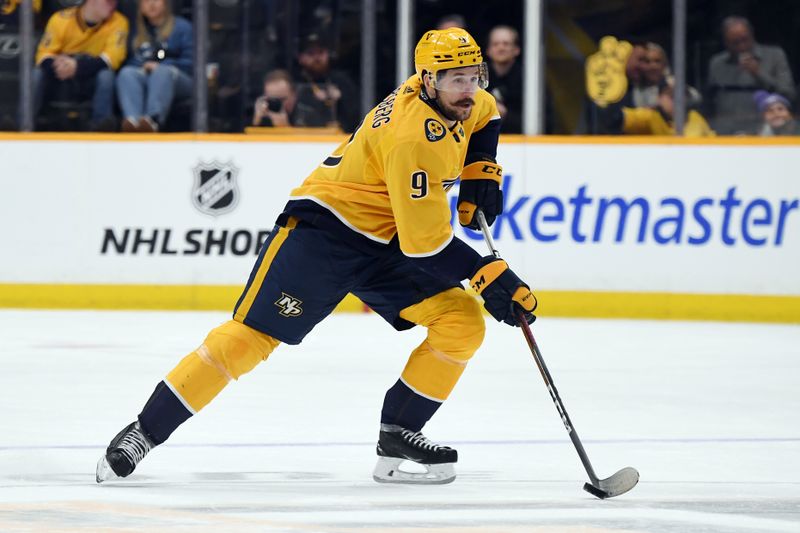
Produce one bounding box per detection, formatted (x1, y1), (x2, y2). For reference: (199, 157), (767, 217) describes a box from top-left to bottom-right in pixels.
(289, 75), (500, 257)
(36, 7), (128, 70)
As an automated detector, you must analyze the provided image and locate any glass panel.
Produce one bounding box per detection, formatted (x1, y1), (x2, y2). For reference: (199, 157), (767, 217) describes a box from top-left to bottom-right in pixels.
(238, 0), (373, 134)
(0, 2), (23, 131)
(687, 1), (799, 136)
(0, 0), (50, 131)
(546, 0), (680, 136)
(28, 0), (191, 131)
(411, 0), (526, 134)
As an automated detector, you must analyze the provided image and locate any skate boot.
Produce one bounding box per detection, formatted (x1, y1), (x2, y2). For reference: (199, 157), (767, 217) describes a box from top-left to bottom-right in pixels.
(96, 421), (155, 483)
(372, 424), (458, 484)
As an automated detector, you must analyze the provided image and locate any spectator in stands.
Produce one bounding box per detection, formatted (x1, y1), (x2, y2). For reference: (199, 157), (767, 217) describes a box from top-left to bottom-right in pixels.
(295, 32), (360, 132)
(485, 25), (522, 133)
(625, 40), (648, 106)
(707, 15), (796, 135)
(577, 38), (647, 134)
(33, 0), (129, 131)
(252, 69), (304, 127)
(634, 42), (667, 108)
(598, 78), (715, 137)
(116, 0), (192, 132)
(436, 14), (467, 30)
(753, 90), (800, 136)
(638, 42), (702, 109)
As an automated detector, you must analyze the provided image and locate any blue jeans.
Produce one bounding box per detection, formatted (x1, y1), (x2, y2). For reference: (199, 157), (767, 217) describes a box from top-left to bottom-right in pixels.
(116, 64), (192, 124)
(32, 66), (115, 123)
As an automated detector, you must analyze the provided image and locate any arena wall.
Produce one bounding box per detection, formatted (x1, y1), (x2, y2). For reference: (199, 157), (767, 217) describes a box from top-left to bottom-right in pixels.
(1, 133), (798, 322)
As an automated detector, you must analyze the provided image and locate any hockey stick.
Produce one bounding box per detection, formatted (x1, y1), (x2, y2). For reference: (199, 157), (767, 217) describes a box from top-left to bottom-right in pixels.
(475, 209), (639, 499)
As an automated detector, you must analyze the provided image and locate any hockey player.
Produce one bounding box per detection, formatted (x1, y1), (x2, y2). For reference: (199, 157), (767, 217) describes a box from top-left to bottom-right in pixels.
(96, 28), (537, 485)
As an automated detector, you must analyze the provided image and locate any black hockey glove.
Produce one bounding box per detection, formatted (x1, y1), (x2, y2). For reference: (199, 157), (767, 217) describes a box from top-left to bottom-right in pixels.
(470, 256), (537, 326)
(457, 153), (503, 229)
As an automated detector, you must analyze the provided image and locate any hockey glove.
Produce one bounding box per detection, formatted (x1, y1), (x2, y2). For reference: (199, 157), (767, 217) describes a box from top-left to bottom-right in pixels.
(457, 153), (503, 229)
(470, 257), (537, 326)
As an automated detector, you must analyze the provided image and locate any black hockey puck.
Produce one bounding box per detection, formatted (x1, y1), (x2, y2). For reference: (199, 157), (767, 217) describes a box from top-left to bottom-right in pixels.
(583, 482), (609, 499)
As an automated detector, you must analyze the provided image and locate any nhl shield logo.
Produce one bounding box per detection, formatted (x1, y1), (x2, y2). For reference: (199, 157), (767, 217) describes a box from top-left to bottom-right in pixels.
(192, 161), (239, 216)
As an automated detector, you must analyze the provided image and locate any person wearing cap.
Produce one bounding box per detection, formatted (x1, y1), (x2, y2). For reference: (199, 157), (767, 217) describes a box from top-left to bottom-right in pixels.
(294, 33), (360, 132)
(754, 90), (800, 136)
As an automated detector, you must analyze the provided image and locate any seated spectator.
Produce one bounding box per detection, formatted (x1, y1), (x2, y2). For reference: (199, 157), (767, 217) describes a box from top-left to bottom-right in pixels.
(625, 40), (648, 105)
(33, 0), (129, 131)
(577, 37), (647, 134)
(436, 14), (467, 30)
(116, 0), (192, 132)
(485, 25), (522, 133)
(753, 90), (800, 136)
(637, 42), (702, 109)
(634, 42), (667, 108)
(295, 33), (359, 132)
(252, 69), (303, 127)
(707, 16), (796, 135)
(599, 78), (715, 137)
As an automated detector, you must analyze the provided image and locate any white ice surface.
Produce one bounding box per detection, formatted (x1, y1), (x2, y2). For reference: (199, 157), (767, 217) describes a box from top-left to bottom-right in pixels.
(1, 309), (799, 532)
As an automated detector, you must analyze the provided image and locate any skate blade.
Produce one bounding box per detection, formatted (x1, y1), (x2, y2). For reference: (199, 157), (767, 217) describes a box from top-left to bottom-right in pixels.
(372, 456), (456, 485)
(95, 455), (118, 484)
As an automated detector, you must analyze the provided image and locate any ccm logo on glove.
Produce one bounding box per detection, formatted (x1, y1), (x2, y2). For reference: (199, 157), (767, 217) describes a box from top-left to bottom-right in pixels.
(469, 257), (537, 326)
(457, 155), (504, 229)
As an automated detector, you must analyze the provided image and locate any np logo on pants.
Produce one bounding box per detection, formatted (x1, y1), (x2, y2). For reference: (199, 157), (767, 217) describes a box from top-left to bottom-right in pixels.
(275, 293), (303, 317)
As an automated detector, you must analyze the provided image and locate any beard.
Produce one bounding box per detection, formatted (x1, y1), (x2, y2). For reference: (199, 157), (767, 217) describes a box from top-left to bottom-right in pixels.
(438, 97), (475, 122)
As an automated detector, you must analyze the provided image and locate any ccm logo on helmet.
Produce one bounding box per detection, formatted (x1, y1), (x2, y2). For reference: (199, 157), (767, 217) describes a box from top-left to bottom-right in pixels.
(457, 51), (478, 57)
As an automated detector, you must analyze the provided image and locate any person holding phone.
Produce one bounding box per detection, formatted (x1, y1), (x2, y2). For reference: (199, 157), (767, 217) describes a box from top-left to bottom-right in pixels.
(706, 16), (795, 135)
(253, 69), (305, 127)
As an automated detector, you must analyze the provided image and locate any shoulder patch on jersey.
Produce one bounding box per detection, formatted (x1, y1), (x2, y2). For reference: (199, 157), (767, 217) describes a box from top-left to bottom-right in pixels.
(424, 118), (446, 142)
(403, 85), (415, 94)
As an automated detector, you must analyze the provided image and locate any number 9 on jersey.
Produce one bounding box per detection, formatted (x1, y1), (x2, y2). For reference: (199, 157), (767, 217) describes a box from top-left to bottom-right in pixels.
(410, 171), (428, 199)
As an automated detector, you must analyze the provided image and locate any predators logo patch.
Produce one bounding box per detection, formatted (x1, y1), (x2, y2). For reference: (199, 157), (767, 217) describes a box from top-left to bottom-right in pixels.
(275, 292), (303, 317)
(424, 118), (446, 142)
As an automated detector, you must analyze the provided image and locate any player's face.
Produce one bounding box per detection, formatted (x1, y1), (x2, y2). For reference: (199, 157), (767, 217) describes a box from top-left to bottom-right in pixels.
(434, 66), (481, 122)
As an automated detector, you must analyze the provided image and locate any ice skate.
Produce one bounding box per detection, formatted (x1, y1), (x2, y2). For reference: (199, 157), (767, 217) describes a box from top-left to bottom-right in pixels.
(372, 424), (457, 484)
(96, 421), (155, 483)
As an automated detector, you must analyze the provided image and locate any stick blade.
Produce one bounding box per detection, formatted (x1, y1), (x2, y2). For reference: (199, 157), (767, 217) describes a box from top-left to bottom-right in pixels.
(583, 467), (639, 499)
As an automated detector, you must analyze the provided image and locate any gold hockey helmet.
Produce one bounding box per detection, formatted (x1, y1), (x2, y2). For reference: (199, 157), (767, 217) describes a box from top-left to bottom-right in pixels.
(414, 28), (489, 91)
